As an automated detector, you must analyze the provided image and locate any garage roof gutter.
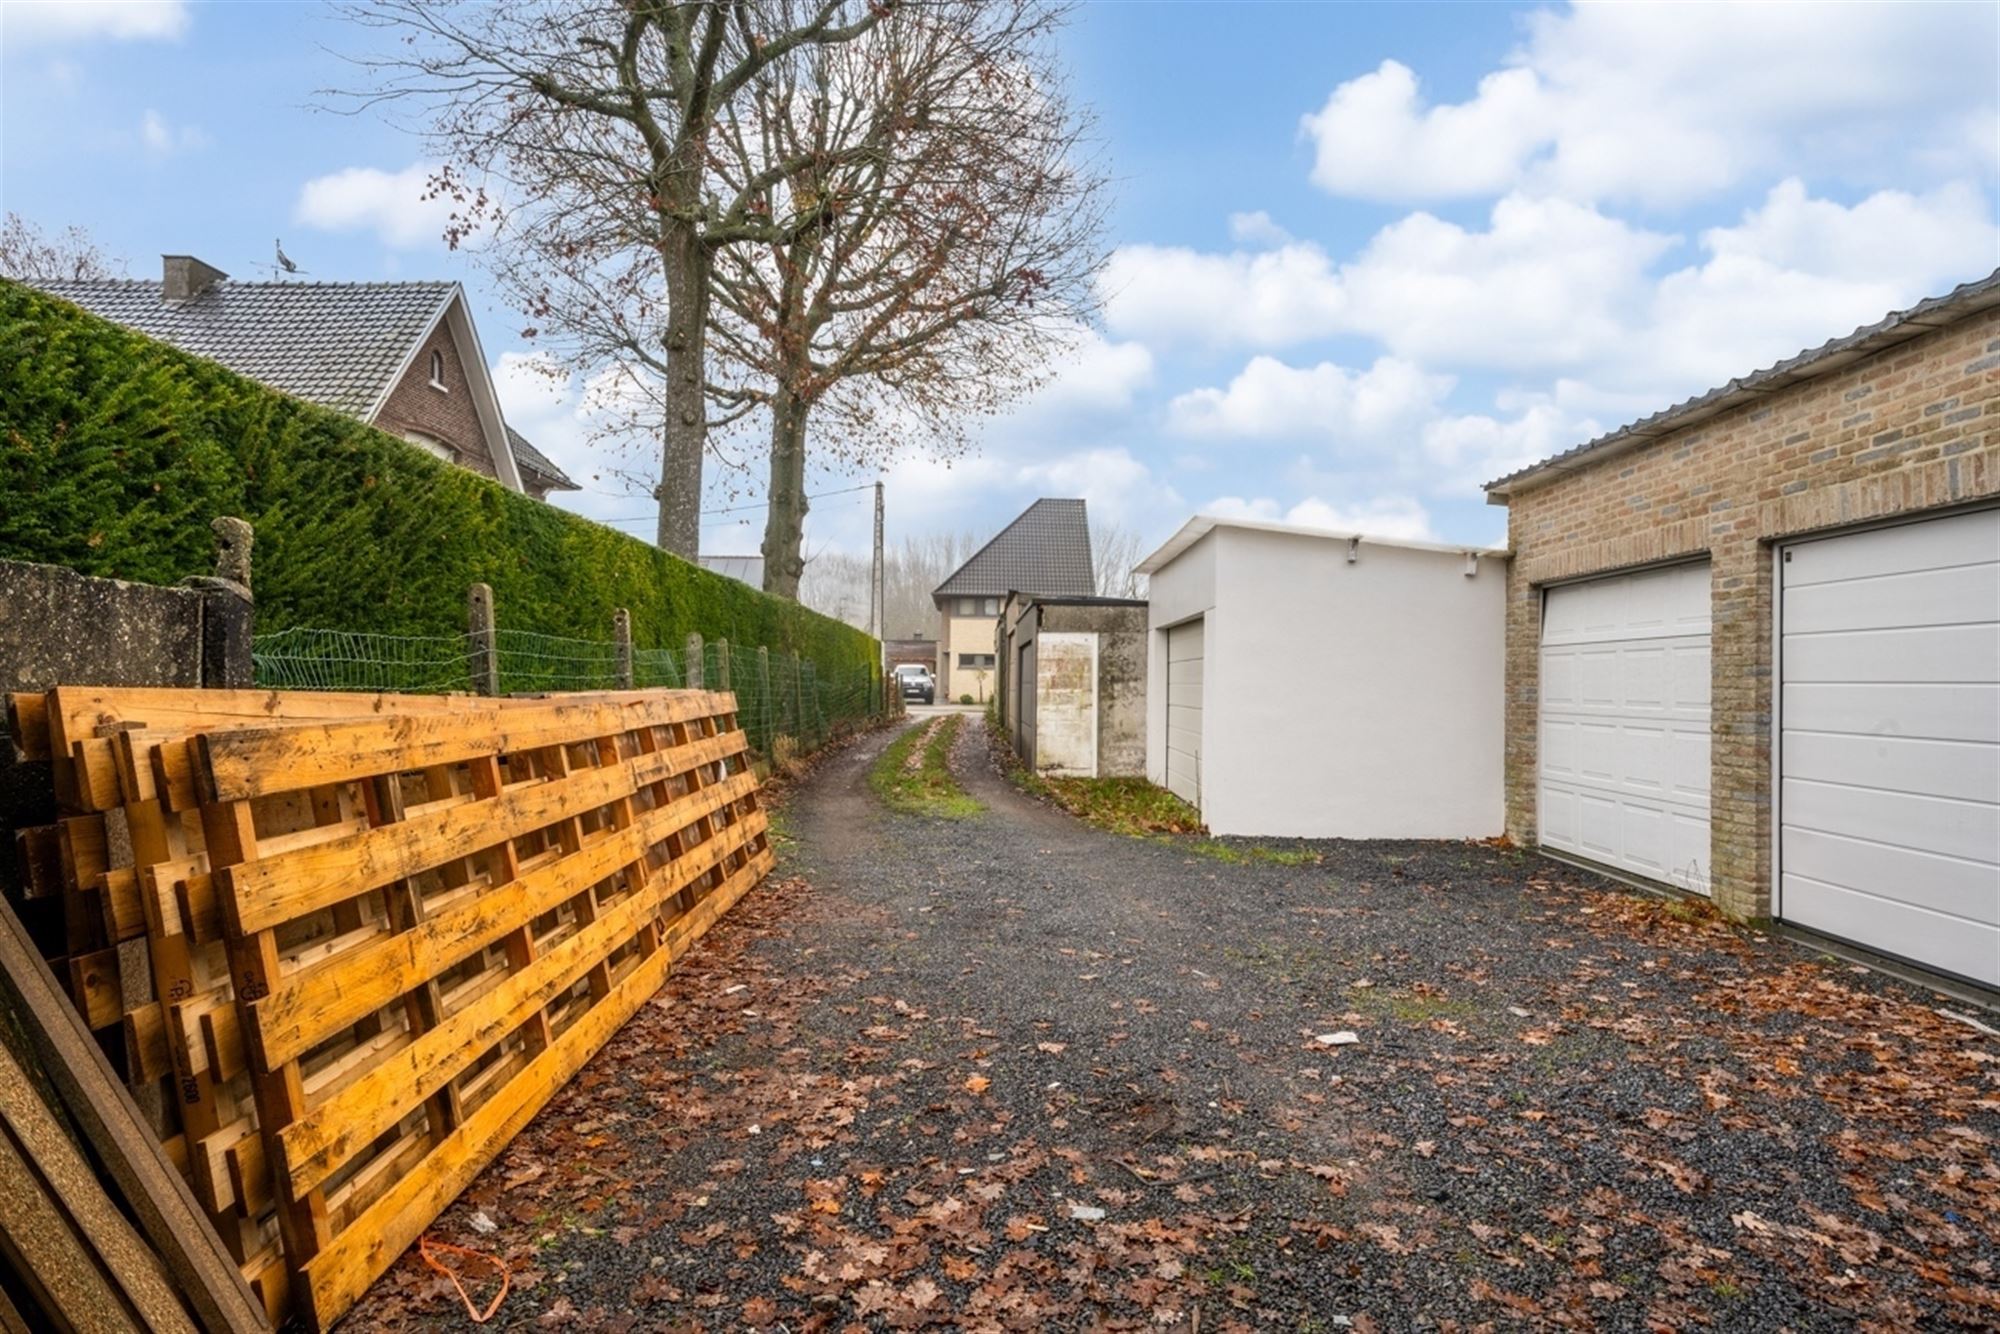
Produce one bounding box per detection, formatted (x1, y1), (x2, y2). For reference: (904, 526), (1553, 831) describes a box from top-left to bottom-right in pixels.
(1135, 515), (1508, 575)
(1483, 267), (2000, 504)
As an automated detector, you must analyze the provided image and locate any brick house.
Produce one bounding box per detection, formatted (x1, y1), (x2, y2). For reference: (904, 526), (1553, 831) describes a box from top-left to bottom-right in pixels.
(35, 255), (578, 500)
(1486, 269), (1999, 990)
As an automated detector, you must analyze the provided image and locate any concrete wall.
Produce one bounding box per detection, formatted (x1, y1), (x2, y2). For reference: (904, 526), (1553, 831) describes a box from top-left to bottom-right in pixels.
(0, 556), (252, 914)
(1500, 302), (2000, 920)
(1147, 527), (1505, 839)
(1004, 600), (1148, 778)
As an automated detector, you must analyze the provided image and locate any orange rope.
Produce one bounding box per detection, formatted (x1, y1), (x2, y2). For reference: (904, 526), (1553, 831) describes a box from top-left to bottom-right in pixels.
(419, 1237), (511, 1323)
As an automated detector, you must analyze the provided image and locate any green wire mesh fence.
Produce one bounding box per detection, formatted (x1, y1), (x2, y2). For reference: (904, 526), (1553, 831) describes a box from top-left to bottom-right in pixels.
(252, 621), (890, 762)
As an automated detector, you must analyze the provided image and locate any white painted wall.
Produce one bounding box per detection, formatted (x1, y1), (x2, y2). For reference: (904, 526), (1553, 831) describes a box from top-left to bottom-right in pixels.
(1146, 523), (1506, 839)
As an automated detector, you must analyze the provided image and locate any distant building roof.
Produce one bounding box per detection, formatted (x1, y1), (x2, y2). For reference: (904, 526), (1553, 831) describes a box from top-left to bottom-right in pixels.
(1485, 267), (2000, 500)
(700, 555), (765, 589)
(935, 498), (1095, 599)
(37, 276), (457, 419)
(504, 426), (579, 492)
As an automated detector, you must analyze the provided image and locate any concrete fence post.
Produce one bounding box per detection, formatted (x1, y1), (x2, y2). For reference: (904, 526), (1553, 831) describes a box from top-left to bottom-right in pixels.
(685, 632), (704, 689)
(715, 639), (732, 692)
(612, 609), (634, 689)
(182, 515), (256, 688)
(467, 583), (499, 696)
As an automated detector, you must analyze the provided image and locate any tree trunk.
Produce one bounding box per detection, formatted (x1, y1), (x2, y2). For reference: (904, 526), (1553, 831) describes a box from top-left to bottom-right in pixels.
(760, 386), (810, 599)
(656, 218), (709, 558)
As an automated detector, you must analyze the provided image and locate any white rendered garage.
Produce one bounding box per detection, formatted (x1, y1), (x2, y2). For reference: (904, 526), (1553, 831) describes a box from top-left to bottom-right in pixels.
(1538, 562), (1713, 893)
(1139, 516), (1507, 840)
(1164, 620), (1204, 807)
(1777, 508), (1999, 988)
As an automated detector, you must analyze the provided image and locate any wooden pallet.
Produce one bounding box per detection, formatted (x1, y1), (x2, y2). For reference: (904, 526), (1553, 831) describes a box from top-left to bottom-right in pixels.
(5, 686), (772, 1330)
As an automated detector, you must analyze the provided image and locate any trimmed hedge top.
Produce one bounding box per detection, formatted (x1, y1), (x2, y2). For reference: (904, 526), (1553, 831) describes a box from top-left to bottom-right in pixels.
(0, 279), (877, 681)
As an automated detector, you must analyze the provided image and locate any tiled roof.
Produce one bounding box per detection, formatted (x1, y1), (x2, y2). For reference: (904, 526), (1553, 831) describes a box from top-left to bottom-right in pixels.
(34, 278), (456, 419)
(505, 426), (579, 491)
(1485, 267), (2000, 498)
(935, 498), (1095, 598)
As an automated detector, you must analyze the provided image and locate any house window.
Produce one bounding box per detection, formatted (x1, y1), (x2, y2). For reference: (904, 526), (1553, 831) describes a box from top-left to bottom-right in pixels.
(429, 349), (448, 390)
(956, 597), (978, 616)
(958, 653), (995, 670)
(403, 431), (454, 462)
(982, 597), (1000, 616)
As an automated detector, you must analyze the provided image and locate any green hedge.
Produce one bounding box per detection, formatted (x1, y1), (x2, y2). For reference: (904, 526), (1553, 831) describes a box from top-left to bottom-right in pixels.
(0, 280), (877, 687)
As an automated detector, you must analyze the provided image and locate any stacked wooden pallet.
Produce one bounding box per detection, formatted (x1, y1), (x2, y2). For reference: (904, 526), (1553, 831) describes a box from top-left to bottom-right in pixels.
(6, 685), (773, 1330)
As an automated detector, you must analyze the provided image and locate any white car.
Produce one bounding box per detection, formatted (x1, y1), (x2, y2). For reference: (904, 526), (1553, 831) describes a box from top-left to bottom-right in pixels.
(893, 663), (936, 705)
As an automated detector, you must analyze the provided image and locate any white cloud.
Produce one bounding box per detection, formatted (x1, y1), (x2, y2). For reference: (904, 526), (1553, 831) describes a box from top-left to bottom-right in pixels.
(1302, 60), (1548, 202)
(1112, 180), (1996, 394)
(139, 108), (205, 156)
(1104, 192), (1672, 365)
(1227, 210), (1292, 248)
(1015, 447), (1182, 527)
(1300, 2), (1998, 205)
(1338, 194), (1673, 370)
(1203, 494), (1439, 544)
(1025, 324), (1154, 416)
(1099, 240), (1346, 346)
(1169, 355), (1450, 443)
(294, 163), (460, 250)
(1, 0), (188, 46)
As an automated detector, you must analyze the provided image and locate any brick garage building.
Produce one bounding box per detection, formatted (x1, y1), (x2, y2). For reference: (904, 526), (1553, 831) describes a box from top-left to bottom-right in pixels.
(1487, 271), (1999, 990)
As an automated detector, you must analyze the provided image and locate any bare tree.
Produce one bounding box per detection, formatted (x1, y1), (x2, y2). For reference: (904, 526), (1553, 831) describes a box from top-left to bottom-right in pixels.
(704, 1), (1106, 597)
(1091, 521), (1147, 598)
(335, 1), (891, 557)
(0, 214), (123, 283)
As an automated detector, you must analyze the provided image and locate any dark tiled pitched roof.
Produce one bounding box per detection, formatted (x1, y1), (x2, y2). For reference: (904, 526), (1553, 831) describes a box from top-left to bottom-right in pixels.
(34, 278), (455, 418)
(1485, 267), (2000, 497)
(504, 426), (579, 491)
(936, 498), (1095, 598)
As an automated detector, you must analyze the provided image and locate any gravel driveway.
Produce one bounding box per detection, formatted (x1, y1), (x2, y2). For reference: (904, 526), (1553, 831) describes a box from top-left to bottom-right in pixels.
(349, 717), (1999, 1332)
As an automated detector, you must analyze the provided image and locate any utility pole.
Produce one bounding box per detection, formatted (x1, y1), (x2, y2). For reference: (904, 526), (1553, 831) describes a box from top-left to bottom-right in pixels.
(870, 480), (885, 647)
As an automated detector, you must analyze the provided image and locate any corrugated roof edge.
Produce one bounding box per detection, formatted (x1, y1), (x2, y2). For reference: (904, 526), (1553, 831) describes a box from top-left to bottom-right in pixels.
(1483, 266), (2000, 502)
(1007, 593), (1149, 608)
(1136, 515), (1508, 575)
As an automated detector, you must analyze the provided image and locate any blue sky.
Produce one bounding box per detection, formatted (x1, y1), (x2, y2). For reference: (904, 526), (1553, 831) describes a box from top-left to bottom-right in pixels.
(4, 1), (1997, 566)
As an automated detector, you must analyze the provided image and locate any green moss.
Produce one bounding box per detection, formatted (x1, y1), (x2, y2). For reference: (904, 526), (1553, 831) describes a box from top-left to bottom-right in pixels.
(0, 280), (875, 692)
(870, 716), (981, 818)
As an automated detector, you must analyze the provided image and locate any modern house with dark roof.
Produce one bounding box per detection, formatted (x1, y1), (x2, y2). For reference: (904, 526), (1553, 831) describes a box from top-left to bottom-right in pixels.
(932, 497), (1095, 702)
(1485, 268), (2000, 991)
(34, 255), (579, 501)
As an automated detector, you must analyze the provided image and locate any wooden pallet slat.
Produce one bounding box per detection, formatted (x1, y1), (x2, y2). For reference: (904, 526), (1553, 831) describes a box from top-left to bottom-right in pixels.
(8, 684), (772, 1332)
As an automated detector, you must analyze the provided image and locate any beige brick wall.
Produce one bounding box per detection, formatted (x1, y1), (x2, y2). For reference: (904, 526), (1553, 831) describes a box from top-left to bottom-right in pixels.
(375, 322), (502, 479)
(1500, 306), (2000, 920)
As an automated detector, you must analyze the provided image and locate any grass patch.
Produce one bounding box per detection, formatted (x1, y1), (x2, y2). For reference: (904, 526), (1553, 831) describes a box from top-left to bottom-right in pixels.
(1352, 985), (1481, 1022)
(1182, 839), (1323, 867)
(1016, 773), (1204, 837)
(870, 716), (982, 819)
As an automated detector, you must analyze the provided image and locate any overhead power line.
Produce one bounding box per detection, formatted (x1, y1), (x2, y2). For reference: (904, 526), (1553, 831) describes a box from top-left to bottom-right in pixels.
(591, 481), (877, 525)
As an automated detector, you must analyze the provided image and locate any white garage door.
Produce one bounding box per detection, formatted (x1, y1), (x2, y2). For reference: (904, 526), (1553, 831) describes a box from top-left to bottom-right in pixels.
(1540, 562), (1712, 891)
(1165, 619), (1204, 809)
(1779, 508), (1999, 987)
